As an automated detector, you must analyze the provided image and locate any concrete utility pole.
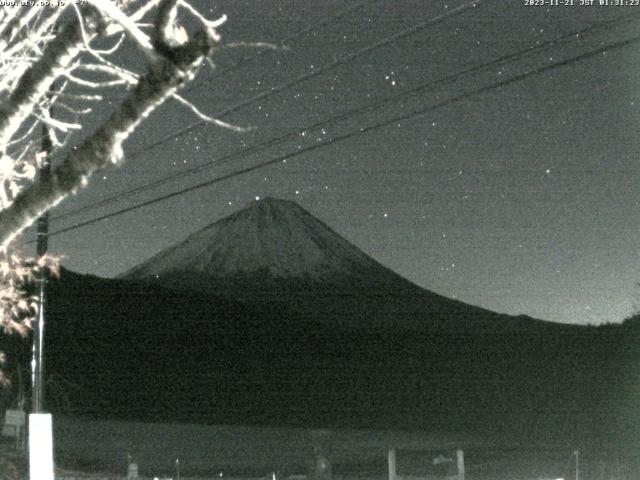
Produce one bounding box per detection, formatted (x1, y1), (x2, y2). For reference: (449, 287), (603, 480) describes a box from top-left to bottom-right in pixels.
(29, 108), (54, 480)
(574, 449), (580, 480)
(32, 117), (51, 414)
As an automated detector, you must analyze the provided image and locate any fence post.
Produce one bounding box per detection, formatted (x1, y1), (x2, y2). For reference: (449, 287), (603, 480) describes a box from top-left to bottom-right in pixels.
(456, 449), (465, 480)
(127, 461), (139, 479)
(388, 448), (396, 480)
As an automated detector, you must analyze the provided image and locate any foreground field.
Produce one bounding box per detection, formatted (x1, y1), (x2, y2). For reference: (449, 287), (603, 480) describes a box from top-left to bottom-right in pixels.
(50, 416), (638, 480)
(53, 415), (467, 477)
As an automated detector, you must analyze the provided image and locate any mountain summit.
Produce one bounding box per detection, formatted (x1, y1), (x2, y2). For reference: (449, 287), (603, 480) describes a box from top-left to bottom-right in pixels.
(120, 197), (540, 332)
(122, 197), (411, 293)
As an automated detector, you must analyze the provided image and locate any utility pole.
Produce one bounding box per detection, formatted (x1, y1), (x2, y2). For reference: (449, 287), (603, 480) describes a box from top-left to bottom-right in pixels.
(29, 105), (54, 480)
(31, 117), (51, 414)
(574, 449), (580, 480)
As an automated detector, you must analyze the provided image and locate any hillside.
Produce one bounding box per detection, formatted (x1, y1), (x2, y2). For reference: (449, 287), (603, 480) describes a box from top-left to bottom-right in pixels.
(121, 198), (561, 334)
(0, 198), (635, 450)
(39, 269), (634, 446)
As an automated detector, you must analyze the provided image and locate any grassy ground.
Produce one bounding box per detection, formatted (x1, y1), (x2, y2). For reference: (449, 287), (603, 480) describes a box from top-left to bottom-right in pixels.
(52, 416), (474, 477)
(0, 438), (26, 480)
(0, 417), (636, 479)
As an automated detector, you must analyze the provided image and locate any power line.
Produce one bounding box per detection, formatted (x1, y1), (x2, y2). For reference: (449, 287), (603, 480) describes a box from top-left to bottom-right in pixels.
(183, 0), (372, 94)
(97, 0), (488, 161)
(53, 12), (640, 223)
(42, 2), (370, 166)
(38, 32), (640, 241)
(52, 0), (488, 221)
(192, 0), (487, 120)
(51, 11), (637, 223)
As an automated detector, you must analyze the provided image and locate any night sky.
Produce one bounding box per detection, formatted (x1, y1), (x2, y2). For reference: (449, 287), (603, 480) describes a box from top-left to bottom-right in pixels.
(37, 0), (640, 325)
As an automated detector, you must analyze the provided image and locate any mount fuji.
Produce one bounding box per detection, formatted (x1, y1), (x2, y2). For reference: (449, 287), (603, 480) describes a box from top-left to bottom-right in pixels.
(25, 197), (635, 443)
(123, 197), (388, 283)
(120, 197), (536, 332)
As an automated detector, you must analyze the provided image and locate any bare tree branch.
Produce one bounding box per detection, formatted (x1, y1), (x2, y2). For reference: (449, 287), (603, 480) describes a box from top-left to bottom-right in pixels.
(0, 0), (239, 372)
(0, 7), (105, 152)
(0, 20), (218, 248)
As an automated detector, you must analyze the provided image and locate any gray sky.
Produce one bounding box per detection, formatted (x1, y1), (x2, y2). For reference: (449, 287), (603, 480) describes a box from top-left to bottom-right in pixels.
(40, 0), (640, 325)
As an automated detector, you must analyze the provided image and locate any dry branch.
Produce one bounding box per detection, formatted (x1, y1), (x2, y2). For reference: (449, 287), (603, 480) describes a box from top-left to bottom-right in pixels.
(0, 10), (219, 249)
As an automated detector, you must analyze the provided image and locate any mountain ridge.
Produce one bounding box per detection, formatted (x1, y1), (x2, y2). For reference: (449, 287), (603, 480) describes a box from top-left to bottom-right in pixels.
(120, 197), (559, 333)
(122, 197), (387, 281)
(9, 197), (634, 445)
(32, 266), (634, 445)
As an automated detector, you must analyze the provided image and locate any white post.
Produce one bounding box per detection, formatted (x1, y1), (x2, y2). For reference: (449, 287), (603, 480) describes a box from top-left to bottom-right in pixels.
(456, 449), (465, 480)
(388, 448), (396, 480)
(127, 461), (139, 479)
(29, 413), (54, 480)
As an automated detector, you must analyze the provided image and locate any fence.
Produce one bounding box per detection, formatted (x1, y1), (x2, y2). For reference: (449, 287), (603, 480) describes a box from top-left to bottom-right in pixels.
(2, 446), (639, 480)
(387, 448), (464, 480)
(359, 446), (639, 480)
(3, 415), (639, 480)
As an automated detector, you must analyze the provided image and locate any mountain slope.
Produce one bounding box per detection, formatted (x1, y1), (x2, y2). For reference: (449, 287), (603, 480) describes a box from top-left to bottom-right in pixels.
(8, 198), (633, 448)
(120, 197), (555, 333)
(29, 267), (633, 449)
(32, 269), (628, 441)
(124, 197), (385, 281)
